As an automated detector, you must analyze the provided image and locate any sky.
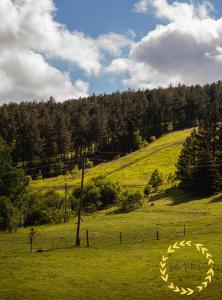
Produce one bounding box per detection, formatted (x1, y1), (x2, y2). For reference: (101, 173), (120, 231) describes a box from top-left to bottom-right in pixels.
(0, 0), (222, 103)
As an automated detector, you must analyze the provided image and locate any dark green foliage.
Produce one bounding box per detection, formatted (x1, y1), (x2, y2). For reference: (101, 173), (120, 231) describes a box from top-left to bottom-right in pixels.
(0, 137), (71, 229)
(191, 150), (222, 196)
(144, 169), (163, 197)
(72, 176), (120, 212)
(0, 196), (21, 232)
(0, 137), (28, 231)
(1, 81), (222, 178)
(0, 196), (13, 231)
(0, 137), (27, 202)
(23, 191), (67, 226)
(177, 123), (222, 196)
(176, 129), (198, 190)
(130, 129), (147, 151)
(144, 184), (152, 197)
(72, 176), (143, 213)
(149, 169), (164, 191)
(167, 172), (177, 188)
(116, 190), (143, 212)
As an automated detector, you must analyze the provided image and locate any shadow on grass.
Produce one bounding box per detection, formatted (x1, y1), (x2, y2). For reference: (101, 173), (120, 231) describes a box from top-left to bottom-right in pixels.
(168, 188), (206, 205)
(208, 194), (222, 203)
(149, 187), (206, 206)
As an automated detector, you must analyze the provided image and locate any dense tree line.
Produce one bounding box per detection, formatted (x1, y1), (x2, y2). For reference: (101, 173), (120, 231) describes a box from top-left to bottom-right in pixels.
(1, 81), (222, 178)
(0, 136), (142, 231)
(177, 98), (222, 196)
(0, 137), (27, 231)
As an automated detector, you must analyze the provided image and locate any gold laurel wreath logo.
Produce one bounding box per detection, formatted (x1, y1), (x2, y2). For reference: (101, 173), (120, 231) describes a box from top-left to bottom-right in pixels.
(160, 241), (214, 296)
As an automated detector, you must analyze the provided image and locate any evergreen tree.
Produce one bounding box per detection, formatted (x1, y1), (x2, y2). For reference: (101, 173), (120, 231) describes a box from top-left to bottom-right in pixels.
(176, 129), (197, 190)
(0, 137), (27, 203)
(177, 125), (222, 196)
(191, 149), (222, 195)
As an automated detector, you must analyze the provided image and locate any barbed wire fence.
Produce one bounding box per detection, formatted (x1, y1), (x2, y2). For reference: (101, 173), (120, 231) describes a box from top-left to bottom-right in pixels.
(24, 221), (222, 253)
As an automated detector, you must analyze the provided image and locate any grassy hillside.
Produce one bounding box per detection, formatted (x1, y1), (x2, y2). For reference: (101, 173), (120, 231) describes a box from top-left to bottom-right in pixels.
(31, 128), (192, 193)
(1, 193), (222, 299)
(1, 128), (222, 300)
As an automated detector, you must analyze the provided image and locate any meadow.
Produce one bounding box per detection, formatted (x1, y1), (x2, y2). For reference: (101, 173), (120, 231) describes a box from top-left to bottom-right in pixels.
(30, 128), (192, 193)
(1, 128), (222, 299)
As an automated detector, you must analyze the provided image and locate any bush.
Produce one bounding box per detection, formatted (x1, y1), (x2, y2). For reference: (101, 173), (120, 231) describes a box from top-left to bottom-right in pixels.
(117, 190), (143, 212)
(72, 176), (121, 212)
(149, 169), (163, 191)
(167, 172), (177, 188)
(131, 129), (147, 150)
(144, 184), (152, 198)
(23, 191), (66, 226)
(0, 196), (21, 232)
(0, 196), (12, 231)
(144, 169), (163, 196)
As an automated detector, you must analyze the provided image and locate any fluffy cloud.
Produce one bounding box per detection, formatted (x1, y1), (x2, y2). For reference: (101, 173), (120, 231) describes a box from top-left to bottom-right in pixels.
(0, 49), (89, 101)
(109, 0), (222, 89)
(0, 0), (131, 102)
(134, 0), (214, 21)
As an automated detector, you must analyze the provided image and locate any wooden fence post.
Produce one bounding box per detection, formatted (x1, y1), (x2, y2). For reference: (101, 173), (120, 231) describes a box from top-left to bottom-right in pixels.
(86, 230), (89, 247)
(120, 232), (122, 244)
(156, 230), (159, 240)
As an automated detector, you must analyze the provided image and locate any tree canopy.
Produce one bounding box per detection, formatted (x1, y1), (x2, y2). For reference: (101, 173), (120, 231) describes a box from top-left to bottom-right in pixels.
(1, 81), (222, 178)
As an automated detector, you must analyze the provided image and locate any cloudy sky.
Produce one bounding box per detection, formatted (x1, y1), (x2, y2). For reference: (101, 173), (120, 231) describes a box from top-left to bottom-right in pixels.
(0, 0), (222, 103)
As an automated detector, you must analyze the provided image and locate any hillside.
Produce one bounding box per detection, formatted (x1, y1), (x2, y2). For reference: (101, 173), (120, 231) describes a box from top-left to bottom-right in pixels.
(31, 128), (192, 193)
(1, 128), (222, 300)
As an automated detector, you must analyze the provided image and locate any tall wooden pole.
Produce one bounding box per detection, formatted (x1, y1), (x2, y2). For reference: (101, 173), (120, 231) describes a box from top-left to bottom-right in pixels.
(75, 156), (85, 246)
(64, 183), (68, 223)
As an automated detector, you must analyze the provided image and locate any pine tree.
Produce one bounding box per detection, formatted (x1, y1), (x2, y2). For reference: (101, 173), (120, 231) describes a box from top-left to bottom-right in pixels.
(176, 129), (197, 190)
(177, 125), (222, 196)
(190, 149), (222, 195)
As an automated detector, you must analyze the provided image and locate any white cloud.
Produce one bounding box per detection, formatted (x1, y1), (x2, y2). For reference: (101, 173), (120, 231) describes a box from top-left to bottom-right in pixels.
(0, 0), (131, 102)
(97, 33), (133, 56)
(107, 58), (130, 74)
(134, 0), (151, 13)
(0, 49), (89, 101)
(134, 0), (214, 21)
(107, 0), (222, 89)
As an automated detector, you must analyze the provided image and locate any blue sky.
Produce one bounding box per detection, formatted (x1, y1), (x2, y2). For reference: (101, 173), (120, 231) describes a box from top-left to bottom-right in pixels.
(54, 0), (222, 36)
(53, 0), (158, 95)
(54, 0), (156, 38)
(53, 0), (222, 96)
(1, 0), (222, 102)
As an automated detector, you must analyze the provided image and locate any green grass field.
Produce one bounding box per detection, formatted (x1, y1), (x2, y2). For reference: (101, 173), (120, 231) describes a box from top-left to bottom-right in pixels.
(30, 128), (192, 193)
(1, 128), (222, 299)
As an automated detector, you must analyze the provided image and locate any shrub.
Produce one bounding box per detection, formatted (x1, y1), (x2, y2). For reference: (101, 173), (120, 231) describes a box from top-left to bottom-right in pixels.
(131, 129), (147, 150)
(149, 169), (163, 191)
(144, 169), (164, 197)
(167, 172), (177, 188)
(23, 191), (66, 226)
(144, 184), (152, 198)
(0, 196), (21, 232)
(72, 176), (121, 212)
(117, 190), (143, 212)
